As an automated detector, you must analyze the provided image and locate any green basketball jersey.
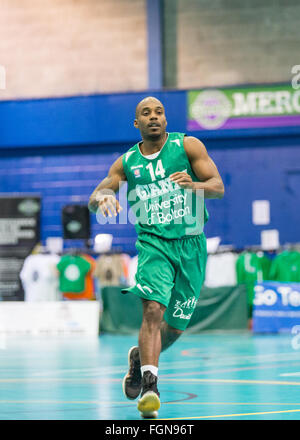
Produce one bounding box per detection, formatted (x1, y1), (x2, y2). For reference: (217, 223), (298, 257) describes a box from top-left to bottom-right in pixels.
(122, 132), (209, 239)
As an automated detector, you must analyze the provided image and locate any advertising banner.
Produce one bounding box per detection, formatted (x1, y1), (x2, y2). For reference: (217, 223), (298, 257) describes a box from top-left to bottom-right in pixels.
(0, 195), (40, 300)
(188, 85), (300, 130)
(253, 282), (300, 333)
(0, 301), (100, 336)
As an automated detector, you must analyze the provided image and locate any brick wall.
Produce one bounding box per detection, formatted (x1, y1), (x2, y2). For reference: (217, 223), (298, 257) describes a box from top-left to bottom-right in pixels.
(176, 0), (300, 88)
(2, 0), (299, 100)
(0, 0), (147, 100)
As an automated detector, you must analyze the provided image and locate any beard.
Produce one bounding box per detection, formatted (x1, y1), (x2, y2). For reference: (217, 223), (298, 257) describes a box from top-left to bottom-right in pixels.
(146, 132), (162, 141)
(143, 127), (165, 141)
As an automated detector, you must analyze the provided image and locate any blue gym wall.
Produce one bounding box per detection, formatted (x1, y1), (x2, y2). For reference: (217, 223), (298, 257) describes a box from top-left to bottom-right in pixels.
(1, 90), (299, 254)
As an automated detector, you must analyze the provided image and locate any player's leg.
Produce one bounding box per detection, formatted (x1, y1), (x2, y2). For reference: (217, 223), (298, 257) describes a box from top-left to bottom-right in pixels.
(139, 298), (166, 366)
(160, 320), (183, 352)
(136, 298), (166, 418)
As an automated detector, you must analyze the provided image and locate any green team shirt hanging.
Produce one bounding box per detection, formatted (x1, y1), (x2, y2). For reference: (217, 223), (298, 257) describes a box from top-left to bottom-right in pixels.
(122, 132), (209, 239)
(57, 255), (91, 293)
(236, 252), (271, 284)
(236, 252), (271, 307)
(269, 251), (300, 282)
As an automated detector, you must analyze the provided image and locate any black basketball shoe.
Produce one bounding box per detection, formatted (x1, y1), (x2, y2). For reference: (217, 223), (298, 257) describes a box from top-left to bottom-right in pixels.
(137, 370), (160, 418)
(122, 346), (142, 400)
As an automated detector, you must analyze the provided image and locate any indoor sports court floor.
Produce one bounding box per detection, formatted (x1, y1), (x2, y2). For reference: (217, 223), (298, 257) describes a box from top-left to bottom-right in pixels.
(0, 332), (300, 420)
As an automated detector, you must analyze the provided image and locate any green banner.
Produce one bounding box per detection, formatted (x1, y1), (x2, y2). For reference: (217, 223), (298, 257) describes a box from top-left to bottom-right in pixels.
(100, 285), (248, 334)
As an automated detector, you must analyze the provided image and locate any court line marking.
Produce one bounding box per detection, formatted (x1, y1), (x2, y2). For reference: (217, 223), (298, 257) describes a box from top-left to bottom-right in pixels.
(280, 372), (300, 377)
(24, 356), (300, 378)
(161, 361), (300, 378)
(0, 400), (136, 405)
(0, 377), (300, 386)
(24, 361), (300, 379)
(164, 402), (300, 405)
(0, 401), (299, 406)
(160, 378), (300, 386)
(180, 350), (300, 362)
(0, 378), (122, 383)
(158, 409), (300, 420)
(27, 352), (300, 377)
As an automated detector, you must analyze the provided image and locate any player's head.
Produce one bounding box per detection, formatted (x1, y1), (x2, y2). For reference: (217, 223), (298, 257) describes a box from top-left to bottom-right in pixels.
(134, 96), (167, 140)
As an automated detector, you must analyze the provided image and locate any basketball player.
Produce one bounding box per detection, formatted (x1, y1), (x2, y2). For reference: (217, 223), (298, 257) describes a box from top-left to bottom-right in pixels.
(88, 97), (224, 418)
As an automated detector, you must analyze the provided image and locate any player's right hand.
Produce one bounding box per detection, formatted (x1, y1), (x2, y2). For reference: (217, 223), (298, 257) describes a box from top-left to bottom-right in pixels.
(96, 194), (122, 218)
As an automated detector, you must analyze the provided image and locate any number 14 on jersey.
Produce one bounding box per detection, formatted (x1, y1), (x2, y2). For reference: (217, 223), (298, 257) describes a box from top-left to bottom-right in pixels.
(145, 160), (166, 182)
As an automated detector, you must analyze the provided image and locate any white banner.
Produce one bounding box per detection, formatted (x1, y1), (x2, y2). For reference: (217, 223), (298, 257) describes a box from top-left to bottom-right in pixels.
(0, 301), (100, 336)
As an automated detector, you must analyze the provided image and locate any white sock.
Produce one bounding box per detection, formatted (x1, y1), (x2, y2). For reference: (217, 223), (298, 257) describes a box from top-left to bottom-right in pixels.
(141, 365), (158, 377)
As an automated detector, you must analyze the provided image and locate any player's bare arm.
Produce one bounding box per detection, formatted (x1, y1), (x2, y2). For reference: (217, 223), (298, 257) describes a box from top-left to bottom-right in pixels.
(88, 155), (127, 217)
(170, 136), (225, 199)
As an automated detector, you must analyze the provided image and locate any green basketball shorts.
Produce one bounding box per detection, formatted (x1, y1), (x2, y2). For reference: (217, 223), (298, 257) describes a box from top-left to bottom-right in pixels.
(121, 232), (207, 331)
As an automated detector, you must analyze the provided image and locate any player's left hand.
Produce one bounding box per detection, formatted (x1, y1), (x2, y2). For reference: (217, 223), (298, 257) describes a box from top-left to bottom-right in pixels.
(170, 172), (195, 190)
